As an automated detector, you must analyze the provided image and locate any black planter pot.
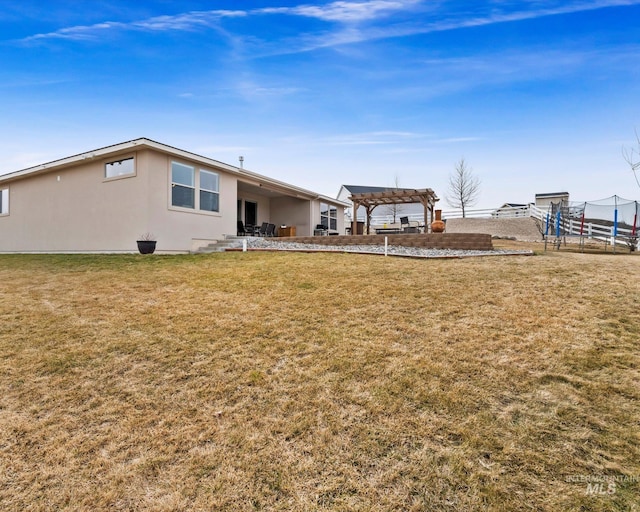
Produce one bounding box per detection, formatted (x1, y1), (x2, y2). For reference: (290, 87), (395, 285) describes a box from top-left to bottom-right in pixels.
(137, 240), (157, 254)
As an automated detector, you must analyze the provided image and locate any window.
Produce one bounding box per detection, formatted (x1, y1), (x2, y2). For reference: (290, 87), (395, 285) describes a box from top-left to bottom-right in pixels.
(171, 162), (195, 209)
(105, 157), (135, 179)
(0, 188), (8, 215)
(171, 162), (220, 213)
(320, 202), (337, 230)
(199, 169), (219, 212)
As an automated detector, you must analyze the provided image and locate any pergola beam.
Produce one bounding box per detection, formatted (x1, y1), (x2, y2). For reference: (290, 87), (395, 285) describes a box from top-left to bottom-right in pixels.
(349, 188), (439, 235)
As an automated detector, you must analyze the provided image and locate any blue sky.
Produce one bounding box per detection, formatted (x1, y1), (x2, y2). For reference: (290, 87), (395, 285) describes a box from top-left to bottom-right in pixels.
(2, 0), (640, 208)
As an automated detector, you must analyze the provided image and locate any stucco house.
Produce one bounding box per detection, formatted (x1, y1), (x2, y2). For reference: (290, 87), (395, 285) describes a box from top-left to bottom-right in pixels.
(0, 138), (347, 253)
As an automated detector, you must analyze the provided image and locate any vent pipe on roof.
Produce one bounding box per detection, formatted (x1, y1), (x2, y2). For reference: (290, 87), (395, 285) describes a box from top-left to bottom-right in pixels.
(239, 156), (244, 169)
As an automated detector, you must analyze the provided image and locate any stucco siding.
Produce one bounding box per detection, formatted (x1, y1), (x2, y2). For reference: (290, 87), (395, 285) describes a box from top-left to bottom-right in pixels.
(144, 151), (237, 252)
(0, 138), (348, 252)
(237, 192), (271, 227)
(0, 151), (149, 252)
(0, 149), (238, 253)
(270, 197), (311, 236)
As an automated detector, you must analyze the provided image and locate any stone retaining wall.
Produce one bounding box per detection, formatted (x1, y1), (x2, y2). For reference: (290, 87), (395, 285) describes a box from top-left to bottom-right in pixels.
(278, 233), (493, 250)
(445, 217), (542, 241)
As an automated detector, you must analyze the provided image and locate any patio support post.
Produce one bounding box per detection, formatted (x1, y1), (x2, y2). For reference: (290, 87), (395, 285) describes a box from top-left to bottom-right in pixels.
(430, 203), (435, 233)
(351, 199), (360, 236)
(423, 202), (429, 233)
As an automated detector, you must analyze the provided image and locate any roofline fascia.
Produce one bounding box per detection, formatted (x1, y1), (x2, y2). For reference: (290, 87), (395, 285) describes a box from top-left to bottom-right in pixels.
(0, 138), (154, 184)
(0, 138), (345, 204)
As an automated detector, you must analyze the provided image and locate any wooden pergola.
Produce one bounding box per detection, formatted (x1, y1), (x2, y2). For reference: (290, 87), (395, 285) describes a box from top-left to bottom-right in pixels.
(349, 188), (439, 235)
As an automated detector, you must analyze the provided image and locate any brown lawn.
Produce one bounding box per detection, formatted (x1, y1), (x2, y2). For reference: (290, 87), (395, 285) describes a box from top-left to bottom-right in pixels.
(0, 247), (638, 511)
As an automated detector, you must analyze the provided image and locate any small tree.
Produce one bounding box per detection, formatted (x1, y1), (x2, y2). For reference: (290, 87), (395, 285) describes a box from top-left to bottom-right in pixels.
(622, 129), (640, 189)
(445, 157), (480, 218)
(384, 174), (403, 223)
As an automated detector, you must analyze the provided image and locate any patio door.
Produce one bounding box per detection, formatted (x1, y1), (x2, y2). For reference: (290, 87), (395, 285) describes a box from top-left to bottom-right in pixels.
(245, 201), (257, 226)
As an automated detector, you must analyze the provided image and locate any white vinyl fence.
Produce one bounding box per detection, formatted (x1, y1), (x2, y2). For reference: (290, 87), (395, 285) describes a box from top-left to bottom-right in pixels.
(357, 203), (637, 249)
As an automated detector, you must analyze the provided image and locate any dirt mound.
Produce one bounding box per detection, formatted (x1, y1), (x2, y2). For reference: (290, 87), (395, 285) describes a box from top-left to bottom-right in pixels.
(445, 217), (543, 241)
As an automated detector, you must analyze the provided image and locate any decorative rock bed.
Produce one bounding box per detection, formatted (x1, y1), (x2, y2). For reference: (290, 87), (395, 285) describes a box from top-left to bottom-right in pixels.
(239, 237), (532, 259)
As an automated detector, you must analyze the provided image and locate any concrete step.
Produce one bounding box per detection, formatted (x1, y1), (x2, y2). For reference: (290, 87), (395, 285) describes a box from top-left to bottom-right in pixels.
(192, 238), (245, 254)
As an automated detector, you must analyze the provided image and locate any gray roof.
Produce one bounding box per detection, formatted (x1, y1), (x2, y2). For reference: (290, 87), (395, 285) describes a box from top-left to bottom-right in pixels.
(341, 185), (434, 196)
(535, 192), (569, 198)
(341, 185), (396, 194)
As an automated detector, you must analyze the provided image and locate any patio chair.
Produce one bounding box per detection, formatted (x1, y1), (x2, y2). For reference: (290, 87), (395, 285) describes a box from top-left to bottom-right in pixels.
(400, 216), (420, 233)
(266, 223), (276, 237)
(237, 220), (247, 236)
(255, 222), (268, 236)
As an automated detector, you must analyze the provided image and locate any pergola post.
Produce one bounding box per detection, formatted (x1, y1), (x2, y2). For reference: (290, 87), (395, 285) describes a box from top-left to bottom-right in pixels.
(351, 200), (360, 236)
(348, 188), (439, 235)
(423, 202), (429, 233)
(366, 205), (376, 235)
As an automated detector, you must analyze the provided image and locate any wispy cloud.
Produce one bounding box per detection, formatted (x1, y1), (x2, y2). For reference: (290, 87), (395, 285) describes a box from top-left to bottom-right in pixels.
(262, 0), (424, 22)
(15, 0), (640, 50)
(422, 0), (640, 34)
(18, 9), (246, 43)
(279, 0), (640, 53)
(296, 130), (482, 147)
(373, 45), (608, 102)
(14, 1), (423, 44)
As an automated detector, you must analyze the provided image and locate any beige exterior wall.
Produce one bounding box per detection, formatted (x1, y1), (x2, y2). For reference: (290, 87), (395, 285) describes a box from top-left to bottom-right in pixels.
(145, 151), (237, 251)
(0, 149), (237, 253)
(0, 140), (348, 252)
(237, 193), (271, 227)
(270, 197), (312, 236)
(0, 151), (146, 252)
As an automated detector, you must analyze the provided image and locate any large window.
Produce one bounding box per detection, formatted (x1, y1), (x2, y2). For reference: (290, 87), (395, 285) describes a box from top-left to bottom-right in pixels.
(0, 188), (8, 215)
(171, 162), (219, 213)
(171, 162), (196, 209)
(105, 157), (135, 179)
(199, 169), (219, 212)
(320, 202), (337, 230)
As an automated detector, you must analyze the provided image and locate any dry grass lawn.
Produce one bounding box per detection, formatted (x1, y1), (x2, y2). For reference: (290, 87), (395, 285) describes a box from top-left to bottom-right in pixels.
(0, 247), (638, 511)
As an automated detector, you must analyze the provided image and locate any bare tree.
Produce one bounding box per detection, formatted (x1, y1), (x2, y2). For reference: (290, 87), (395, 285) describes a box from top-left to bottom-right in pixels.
(445, 158), (480, 218)
(622, 129), (640, 189)
(384, 174), (403, 223)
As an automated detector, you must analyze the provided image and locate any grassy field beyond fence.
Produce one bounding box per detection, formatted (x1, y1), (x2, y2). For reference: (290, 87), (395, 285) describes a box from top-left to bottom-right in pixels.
(0, 248), (638, 511)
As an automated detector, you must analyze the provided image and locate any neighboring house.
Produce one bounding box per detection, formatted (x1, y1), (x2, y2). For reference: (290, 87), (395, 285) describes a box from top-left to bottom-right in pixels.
(337, 185), (425, 223)
(0, 138), (347, 253)
(493, 202), (529, 217)
(535, 192), (569, 209)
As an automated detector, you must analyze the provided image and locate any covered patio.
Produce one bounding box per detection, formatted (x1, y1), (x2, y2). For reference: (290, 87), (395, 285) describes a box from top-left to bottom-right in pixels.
(349, 188), (439, 235)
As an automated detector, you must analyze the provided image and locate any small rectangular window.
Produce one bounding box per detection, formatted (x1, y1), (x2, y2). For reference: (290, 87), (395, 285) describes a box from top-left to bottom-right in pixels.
(171, 162), (195, 209)
(199, 169), (219, 212)
(0, 188), (8, 215)
(105, 157), (135, 178)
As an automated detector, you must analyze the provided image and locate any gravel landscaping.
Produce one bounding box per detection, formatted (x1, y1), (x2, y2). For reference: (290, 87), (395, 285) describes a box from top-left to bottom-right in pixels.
(242, 237), (532, 258)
